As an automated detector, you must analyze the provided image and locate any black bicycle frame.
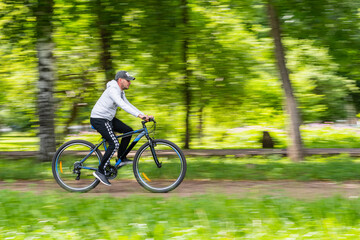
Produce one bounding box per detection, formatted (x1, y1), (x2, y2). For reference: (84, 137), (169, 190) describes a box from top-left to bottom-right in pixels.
(80, 120), (161, 170)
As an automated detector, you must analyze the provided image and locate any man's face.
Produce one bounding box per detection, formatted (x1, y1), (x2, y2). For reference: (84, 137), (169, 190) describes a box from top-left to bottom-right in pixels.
(118, 78), (131, 90)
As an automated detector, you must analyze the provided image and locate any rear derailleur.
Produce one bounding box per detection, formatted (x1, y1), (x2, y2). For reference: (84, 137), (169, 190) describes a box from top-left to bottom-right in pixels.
(73, 161), (82, 180)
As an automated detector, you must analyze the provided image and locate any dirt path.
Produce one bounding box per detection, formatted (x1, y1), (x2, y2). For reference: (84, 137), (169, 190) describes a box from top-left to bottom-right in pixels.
(1, 180), (360, 199)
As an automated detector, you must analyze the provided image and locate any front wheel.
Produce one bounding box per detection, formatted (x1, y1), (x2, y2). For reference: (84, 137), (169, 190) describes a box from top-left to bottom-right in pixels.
(52, 140), (101, 192)
(133, 139), (187, 193)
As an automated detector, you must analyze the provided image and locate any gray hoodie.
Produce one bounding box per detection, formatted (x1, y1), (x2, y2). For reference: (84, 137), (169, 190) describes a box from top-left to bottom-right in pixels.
(90, 80), (144, 121)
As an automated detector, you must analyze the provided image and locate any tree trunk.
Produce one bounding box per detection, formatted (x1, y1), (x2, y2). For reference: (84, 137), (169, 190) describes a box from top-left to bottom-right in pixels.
(35, 0), (56, 162)
(198, 105), (204, 144)
(346, 96), (357, 125)
(64, 101), (80, 136)
(197, 77), (206, 144)
(267, 0), (304, 161)
(95, 0), (115, 82)
(181, 0), (191, 149)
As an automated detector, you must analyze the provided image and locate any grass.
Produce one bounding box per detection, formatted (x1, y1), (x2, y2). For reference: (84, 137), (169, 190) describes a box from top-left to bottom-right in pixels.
(2, 124), (360, 151)
(2, 154), (360, 181)
(1, 191), (360, 239)
(3, 126), (360, 239)
(0, 132), (39, 151)
(188, 154), (360, 181)
(0, 157), (51, 180)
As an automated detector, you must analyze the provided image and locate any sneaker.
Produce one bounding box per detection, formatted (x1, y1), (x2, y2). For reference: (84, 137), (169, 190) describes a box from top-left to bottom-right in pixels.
(118, 158), (133, 167)
(93, 170), (111, 186)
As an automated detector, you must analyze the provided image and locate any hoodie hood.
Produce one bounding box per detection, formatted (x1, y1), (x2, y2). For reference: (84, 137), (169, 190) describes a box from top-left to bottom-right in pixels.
(107, 80), (119, 89)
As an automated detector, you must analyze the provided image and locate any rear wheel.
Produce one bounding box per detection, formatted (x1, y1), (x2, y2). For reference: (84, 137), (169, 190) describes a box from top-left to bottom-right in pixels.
(133, 139), (186, 193)
(52, 140), (101, 192)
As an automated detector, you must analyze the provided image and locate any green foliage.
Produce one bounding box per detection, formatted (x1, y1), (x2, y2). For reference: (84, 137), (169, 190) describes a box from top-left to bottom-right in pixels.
(276, 0), (360, 112)
(1, 0), (360, 144)
(301, 125), (360, 148)
(0, 132), (39, 151)
(2, 191), (360, 238)
(0, 0), (38, 130)
(286, 39), (358, 122)
(0, 48), (38, 131)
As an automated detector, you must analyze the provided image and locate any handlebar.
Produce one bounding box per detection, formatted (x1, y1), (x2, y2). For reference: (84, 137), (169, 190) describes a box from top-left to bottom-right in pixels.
(141, 117), (156, 123)
(141, 117), (156, 136)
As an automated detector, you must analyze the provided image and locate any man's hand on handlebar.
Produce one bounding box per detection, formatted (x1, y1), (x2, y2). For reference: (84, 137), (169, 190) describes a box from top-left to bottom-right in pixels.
(138, 114), (154, 122)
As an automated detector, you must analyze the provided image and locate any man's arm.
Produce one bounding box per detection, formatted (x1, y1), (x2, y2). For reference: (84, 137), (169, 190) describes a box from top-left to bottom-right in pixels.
(122, 94), (145, 116)
(108, 88), (142, 117)
(122, 93), (153, 121)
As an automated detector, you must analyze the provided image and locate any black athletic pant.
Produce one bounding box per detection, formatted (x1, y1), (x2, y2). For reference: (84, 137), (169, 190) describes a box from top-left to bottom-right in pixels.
(90, 117), (133, 173)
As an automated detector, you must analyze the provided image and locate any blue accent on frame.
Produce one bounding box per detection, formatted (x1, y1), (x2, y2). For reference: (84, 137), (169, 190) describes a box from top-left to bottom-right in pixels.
(81, 147), (97, 163)
(115, 129), (145, 139)
(115, 159), (122, 165)
(134, 132), (146, 142)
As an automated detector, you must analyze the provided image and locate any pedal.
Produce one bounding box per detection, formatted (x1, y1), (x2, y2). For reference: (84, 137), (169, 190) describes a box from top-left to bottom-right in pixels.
(75, 173), (81, 180)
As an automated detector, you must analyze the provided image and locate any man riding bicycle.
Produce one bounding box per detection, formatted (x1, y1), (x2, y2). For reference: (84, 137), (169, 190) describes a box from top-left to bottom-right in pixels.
(90, 71), (153, 186)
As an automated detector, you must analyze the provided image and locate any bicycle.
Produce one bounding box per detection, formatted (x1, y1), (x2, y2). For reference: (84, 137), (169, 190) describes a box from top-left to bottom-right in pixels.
(52, 119), (187, 193)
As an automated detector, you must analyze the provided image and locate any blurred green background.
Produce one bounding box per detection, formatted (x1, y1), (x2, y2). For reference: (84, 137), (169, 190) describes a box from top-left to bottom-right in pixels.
(1, 0), (360, 153)
(1, 0), (360, 238)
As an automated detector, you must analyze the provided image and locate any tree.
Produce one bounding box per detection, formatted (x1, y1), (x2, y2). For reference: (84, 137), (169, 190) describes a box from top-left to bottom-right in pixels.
(35, 0), (56, 161)
(1, 0), (358, 152)
(94, 0), (115, 82)
(181, 0), (192, 149)
(0, 1), (38, 132)
(275, 0), (360, 116)
(53, 0), (106, 136)
(267, 0), (303, 161)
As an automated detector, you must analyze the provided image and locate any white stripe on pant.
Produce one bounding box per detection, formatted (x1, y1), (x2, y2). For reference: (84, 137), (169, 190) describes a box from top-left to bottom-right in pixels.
(104, 121), (119, 169)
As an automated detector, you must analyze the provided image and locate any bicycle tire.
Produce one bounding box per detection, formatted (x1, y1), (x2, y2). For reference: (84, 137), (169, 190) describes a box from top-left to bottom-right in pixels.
(133, 139), (186, 193)
(52, 140), (101, 192)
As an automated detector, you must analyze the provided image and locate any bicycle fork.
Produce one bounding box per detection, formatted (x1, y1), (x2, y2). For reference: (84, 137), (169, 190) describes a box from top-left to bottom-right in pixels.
(149, 138), (162, 168)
